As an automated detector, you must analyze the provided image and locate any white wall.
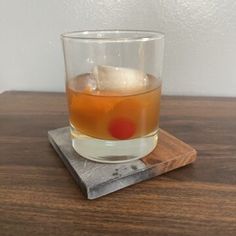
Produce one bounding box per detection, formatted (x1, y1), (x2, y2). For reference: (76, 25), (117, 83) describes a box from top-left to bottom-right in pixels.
(0, 0), (236, 96)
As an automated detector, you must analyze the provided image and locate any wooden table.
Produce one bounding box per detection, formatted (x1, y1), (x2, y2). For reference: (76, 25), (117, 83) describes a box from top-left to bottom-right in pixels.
(0, 91), (236, 236)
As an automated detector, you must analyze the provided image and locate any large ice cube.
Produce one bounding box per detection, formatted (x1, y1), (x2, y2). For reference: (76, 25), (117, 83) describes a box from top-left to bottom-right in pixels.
(92, 65), (148, 92)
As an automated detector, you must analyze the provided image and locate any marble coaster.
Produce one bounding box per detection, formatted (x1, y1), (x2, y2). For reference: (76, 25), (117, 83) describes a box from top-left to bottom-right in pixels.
(48, 127), (197, 199)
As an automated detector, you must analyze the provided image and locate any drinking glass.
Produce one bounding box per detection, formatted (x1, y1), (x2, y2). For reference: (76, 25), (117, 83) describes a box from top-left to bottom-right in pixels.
(61, 30), (164, 163)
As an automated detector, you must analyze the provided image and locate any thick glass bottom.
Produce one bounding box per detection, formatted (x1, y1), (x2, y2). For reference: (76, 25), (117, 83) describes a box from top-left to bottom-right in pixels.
(70, 125), (158, 163)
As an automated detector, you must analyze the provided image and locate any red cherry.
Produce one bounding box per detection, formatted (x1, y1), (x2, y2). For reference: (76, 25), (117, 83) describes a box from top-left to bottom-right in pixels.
(108, 118), (136, 140)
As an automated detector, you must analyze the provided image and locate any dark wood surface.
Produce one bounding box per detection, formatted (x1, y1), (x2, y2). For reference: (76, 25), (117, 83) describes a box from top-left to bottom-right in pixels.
(0, 91), (236, 236)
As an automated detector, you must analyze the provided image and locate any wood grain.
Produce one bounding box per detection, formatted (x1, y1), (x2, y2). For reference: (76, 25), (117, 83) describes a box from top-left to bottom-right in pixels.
(0, 91), (236, 236)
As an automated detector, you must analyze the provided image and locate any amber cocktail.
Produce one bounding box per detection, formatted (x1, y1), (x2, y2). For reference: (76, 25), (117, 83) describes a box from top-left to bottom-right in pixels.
(62, 30), (164, 163)
(68, 73), (161, 139)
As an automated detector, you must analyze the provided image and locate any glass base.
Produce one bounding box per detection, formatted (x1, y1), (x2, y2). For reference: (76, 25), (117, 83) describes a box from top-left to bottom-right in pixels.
(71, 126), (158, 163)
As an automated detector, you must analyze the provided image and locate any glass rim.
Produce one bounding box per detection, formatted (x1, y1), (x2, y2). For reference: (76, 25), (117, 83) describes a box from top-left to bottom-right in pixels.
(61, 30), (164, 42)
